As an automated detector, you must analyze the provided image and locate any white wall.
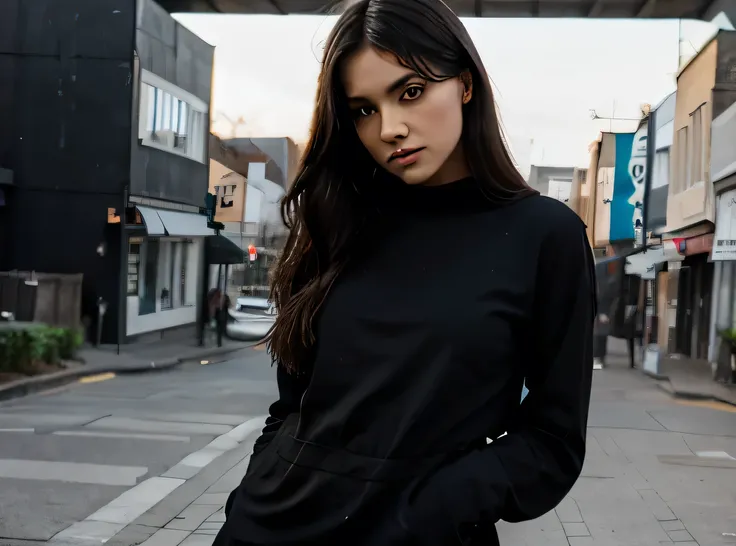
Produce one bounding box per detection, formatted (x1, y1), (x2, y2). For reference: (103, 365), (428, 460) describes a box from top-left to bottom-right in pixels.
(126, 298), (198, 336)
(244, 185), (263, 223)
(711, 100), (736, 183)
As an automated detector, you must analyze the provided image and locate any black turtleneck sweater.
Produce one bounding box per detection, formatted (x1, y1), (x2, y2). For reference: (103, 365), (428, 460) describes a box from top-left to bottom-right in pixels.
(221, 178), (596, 546)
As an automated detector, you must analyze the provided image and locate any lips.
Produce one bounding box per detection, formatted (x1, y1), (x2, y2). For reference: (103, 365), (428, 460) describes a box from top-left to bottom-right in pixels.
(388, 147), (425, 163)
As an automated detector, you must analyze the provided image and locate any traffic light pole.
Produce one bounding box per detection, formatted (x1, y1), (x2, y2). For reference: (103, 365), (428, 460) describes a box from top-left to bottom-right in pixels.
(198, 192), (222, 347)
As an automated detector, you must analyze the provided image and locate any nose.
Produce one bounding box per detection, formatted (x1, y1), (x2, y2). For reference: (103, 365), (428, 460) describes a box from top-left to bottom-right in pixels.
(379, 107), (408, 143)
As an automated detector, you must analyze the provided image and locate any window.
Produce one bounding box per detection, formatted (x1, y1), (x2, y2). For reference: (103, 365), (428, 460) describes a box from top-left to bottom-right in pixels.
(138, 69), (208, 163)
(675, 127), (688, 192)
(134, 237), (196, 316)
(214, 184), (236, 209)
(690, 105), (705, 186)
(653, 148), (670, 189)
(156, 239), (194, 311)
(127, 239), (142, 295)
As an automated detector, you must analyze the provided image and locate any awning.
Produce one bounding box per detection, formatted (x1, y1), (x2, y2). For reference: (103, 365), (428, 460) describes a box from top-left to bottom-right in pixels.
(135, 206), (213, 237)
(136, 206), (166, 236)
(157, 209), (213, 237)
(624, 241), (683, 279)
(205, 235), (246, 265)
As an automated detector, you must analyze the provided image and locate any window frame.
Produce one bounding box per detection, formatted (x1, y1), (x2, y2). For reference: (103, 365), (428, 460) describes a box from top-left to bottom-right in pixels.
(138, 69), (209, 164)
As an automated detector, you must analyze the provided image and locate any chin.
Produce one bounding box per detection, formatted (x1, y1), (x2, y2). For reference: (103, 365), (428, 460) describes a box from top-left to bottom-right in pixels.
(396, 166), (437, 186)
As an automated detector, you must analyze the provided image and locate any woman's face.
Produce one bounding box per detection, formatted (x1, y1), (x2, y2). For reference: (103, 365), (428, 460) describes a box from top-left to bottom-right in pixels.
(341, 45), (471, 187)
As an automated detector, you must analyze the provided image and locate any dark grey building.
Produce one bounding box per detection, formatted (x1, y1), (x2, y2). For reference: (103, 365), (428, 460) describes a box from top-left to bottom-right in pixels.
(645, 91), (675, 236)
(0, 0), (214, 344)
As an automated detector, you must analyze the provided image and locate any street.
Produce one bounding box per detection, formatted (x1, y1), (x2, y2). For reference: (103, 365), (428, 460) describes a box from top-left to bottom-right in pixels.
(0, 347), (274, 546)
(0, 349), (735, 546)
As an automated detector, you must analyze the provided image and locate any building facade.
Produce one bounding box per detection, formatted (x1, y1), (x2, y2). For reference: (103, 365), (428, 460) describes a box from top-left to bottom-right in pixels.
(526, 165), (574, 200)
(208, 136), (297, 301)
(659, 33), (736, 361)
(0, 0), (215, 344)
(707, 31), (736, 378)
(586, 130), (647, 251)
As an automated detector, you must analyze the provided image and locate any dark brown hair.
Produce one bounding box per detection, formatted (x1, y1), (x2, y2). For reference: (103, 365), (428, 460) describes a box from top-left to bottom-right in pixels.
(266, 0), (536, 374)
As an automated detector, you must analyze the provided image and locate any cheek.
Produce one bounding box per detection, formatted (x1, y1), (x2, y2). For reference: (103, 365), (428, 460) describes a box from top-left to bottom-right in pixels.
(419, 91), (463, 145)
(355, 119), (383, 159)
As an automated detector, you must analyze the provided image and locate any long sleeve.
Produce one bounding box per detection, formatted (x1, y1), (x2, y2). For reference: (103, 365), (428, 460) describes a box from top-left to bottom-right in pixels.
(402, 213), (596, 543)
(224, 364), (310, 520)
(252, 365), (311, 457)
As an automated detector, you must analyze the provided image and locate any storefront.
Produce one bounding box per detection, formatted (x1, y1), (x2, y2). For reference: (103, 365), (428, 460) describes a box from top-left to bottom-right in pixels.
(709, 186), (736, 380)
(125, 205), (212, 337)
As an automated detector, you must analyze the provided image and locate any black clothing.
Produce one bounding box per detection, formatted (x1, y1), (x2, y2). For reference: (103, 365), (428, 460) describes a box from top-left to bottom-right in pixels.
(593, 334), (608, 362)
(218, 179), (596, 546)
(216, 295), (231, 347)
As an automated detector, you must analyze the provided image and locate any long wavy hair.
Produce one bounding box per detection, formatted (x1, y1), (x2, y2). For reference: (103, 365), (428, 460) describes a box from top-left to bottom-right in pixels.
(266, 0), (537, 374)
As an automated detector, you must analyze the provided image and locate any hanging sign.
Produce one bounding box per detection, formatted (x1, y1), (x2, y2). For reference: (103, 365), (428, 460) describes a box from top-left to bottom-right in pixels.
(712, 189), (736, 261)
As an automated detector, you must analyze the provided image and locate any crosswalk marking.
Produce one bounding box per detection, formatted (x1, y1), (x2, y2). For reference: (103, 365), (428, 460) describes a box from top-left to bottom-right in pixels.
(0, 459), (147, 486)
(48, 415), (266, 546)
(84, 416), (232, 435)
(53, 430), (192, 442)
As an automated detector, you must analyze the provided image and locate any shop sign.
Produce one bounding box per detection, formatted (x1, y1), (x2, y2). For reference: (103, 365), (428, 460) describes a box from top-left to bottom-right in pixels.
(713, 189), (736, 261)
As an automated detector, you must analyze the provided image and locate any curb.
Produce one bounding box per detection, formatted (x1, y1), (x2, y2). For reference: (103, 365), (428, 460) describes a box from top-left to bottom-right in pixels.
(51, 415), (266, 546)
(653, 378), (736, 408)
(0, 344), (249, 403)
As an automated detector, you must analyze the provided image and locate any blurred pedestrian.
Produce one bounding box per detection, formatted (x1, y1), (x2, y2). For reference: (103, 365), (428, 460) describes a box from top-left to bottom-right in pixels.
(593, 262), (614, 369)
(215, 1), (595, 545)
(216, 292), (231, 348)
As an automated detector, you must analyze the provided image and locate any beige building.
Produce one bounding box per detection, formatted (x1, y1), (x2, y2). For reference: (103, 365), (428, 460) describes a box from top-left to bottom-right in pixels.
(660, 32), (736, 361)
(209, 159), (248, 224)
(664, 38), (717, 238)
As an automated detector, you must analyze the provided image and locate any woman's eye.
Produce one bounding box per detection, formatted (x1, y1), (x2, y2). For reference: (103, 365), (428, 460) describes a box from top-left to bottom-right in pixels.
(356, 106), (375, 118)
(401, 86), (424, 101)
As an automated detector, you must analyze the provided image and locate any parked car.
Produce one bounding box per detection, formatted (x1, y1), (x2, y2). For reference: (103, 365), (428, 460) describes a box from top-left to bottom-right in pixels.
(226, 296), (276, 341)
(234, 296), (276, 316)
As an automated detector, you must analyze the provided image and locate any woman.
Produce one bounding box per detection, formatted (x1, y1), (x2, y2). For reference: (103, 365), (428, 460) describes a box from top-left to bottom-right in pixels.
(217, 0), (596, 544)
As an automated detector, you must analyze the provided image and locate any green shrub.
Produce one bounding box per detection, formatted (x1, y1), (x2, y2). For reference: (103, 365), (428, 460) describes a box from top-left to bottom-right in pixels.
(0, 328), (34, 373)
(0, 324), (84, 374)
(719, 329), (736, 347)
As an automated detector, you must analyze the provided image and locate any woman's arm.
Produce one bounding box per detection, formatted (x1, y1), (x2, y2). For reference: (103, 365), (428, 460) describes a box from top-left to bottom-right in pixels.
(225, 364), (310, 518)
(252, 364), (311, 456)
(404, 210), (596, 542)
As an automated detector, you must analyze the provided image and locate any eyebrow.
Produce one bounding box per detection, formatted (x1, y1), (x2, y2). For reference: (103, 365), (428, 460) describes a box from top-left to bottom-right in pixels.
(346, 73), (418, 102)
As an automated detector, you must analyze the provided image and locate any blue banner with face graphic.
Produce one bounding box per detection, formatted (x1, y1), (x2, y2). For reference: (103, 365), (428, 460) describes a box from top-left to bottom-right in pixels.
(609, 127), (647, 242)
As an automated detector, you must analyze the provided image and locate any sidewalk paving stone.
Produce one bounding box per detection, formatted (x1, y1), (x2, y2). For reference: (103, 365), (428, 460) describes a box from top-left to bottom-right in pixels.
(192, 493), (229, 506)
(139, 529), (190, 546)
(164, 504), (221, 532)
(0, 337), (252, 402)
(179, 534), (214, 546)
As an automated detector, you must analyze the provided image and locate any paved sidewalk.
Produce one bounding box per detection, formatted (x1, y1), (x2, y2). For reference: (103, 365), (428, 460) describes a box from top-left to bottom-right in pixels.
(605, 336), (736, 407)
(0, 337), (253, 402)
(100, 423), (261, 546)
(655, 356), (736, 406)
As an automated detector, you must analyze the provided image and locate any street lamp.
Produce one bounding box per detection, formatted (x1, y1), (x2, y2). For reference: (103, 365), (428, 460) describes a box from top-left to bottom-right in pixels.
(589, 109), (642, 122)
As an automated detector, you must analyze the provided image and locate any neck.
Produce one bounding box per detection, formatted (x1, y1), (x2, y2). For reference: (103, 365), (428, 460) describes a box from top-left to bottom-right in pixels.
(391, 176), (492, 214)
(421, 146), (470, 187)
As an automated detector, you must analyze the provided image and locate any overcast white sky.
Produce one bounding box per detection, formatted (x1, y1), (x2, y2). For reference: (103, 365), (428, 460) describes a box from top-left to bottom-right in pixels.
(174, 13), (723, 174)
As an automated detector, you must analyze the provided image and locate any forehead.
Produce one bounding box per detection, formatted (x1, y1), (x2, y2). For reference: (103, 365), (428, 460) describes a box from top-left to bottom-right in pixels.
(341, 45), (413, 99)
